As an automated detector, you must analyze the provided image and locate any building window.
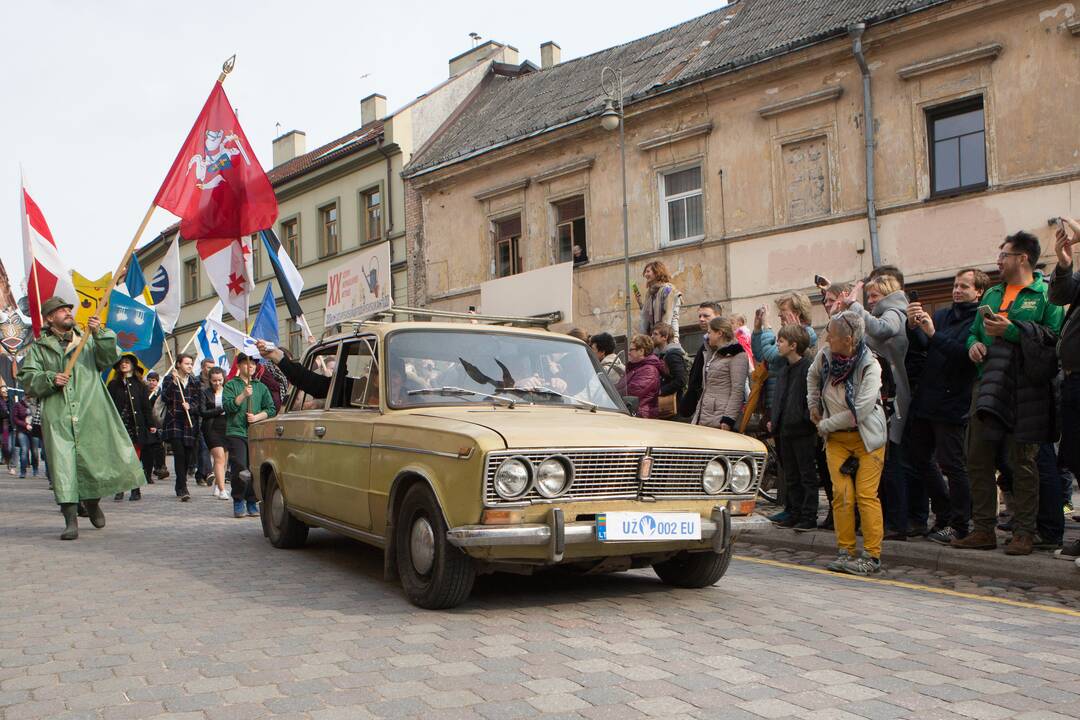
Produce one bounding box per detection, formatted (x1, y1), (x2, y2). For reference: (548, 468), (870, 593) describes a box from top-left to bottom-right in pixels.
(494, 215), (522, 278)
(250, 233), (261, 280)
(319, 203), (339, 258)
(928, 97), (987, 197)
(281, 218), (300, 264)
(554, 196), (587, 265)
(362, 188), (382, 243)
(660, 165), (704, 245)
(183, 258), (199, 303)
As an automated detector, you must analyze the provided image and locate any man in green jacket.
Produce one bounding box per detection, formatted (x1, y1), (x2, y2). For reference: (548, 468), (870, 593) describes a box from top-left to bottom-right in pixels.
(223, 352), (276, 518)
(953, 232), (1064, 555)
(17, 297), (145, 540)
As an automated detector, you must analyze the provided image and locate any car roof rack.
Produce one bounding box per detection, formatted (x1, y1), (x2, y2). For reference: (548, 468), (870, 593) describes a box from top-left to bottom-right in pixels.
(369, 305), (563, 329)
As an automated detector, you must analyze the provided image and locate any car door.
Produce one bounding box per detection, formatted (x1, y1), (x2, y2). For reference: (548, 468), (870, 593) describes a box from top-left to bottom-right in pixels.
(273, 343), (340, 513)
(308, 336), (379, 531)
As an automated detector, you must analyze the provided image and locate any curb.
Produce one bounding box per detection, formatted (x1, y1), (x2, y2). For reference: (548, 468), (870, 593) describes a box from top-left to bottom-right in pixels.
(735, 526), (1080, 591)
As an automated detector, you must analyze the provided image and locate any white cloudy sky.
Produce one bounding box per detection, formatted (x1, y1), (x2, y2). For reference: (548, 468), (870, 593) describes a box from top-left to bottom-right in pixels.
(2, 0), (725, 294)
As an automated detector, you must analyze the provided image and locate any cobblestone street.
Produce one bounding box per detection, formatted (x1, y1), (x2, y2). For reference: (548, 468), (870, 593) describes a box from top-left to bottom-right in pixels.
(3, 474), (1080, 720)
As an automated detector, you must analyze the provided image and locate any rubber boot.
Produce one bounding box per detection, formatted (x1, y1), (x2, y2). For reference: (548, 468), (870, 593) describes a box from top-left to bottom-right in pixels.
(84, 498), (106, 529)
(129, 488), (141, 501)
(60, 503), (79, 540)
(77, 502), (88, 518)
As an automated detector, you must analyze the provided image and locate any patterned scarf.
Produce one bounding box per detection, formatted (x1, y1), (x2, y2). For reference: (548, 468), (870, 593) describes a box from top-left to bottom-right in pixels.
(822, 340), (867, 416)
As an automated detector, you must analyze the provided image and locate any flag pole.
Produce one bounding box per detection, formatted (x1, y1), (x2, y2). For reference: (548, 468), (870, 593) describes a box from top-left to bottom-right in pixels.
(62, 203), (156, 376)
(180, 328), (199, 355)
(162, 340), (193, 428)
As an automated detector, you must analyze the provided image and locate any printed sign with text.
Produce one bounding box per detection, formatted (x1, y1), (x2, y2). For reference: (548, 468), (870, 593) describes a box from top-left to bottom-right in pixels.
(324, 242), (392, 325)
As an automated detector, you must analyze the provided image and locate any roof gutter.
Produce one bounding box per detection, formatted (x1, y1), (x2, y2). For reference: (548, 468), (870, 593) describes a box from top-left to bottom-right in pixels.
(377, 136), (395, 235)
(849, 22), (881, 268)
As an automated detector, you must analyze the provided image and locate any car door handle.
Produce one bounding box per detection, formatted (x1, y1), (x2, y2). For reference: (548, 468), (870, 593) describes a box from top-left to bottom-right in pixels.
(275, 425), (284, 436)
(314, 426), (327, 438)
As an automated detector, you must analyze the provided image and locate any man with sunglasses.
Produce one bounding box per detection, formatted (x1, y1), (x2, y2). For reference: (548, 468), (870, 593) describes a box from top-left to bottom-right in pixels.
(953, 231), (1063, 556)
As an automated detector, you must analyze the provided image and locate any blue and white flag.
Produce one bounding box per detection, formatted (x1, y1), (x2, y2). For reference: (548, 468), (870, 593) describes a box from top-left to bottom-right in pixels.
(193, 302), (230, 372)
(148, 236), (182, 333)
(250, 283), (280, 344)
(205, 316), (261, 360)
(106, 290), (156, 352)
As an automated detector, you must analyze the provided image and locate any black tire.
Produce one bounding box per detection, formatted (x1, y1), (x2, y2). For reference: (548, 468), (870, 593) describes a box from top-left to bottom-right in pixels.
(395, 483), (475, 609)
(264, 471), (309, 549)
(652, 544), (732, 588)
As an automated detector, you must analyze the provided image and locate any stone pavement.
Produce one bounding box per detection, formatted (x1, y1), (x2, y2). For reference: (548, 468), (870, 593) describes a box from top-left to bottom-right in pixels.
(3, 473), (1080, 720)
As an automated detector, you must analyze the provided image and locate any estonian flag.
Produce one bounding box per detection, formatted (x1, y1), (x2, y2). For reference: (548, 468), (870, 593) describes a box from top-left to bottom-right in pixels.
(260, 229), (313, 344)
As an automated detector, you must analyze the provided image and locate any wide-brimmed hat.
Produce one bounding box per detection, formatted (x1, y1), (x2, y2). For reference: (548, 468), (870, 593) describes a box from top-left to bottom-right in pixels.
(41, 296), (74, 317)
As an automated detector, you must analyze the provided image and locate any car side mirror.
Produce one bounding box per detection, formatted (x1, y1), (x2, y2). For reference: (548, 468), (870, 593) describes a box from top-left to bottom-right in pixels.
(622, 395), (640, 416)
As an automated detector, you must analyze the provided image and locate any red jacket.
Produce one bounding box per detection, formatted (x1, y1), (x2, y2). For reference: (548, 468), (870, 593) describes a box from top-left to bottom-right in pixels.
(618, 355), (665, 418)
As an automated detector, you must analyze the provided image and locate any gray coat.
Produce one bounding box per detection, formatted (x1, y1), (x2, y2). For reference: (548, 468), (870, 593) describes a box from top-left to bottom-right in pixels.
(691, 344), (749, 428)
(850, 291), (910, 444)
(807, 346), (888, 453)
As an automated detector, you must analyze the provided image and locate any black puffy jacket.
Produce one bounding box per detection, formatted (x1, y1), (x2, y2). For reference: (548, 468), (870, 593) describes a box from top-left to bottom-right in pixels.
(770, 354), (816, 438)
(908, 302), (978, 425)
(974, 320), (1059, 443)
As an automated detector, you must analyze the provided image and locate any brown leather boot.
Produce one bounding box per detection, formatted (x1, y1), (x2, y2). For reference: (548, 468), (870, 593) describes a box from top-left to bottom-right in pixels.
(1004, 533), (1033, 556)
(951, 528), (997, 550)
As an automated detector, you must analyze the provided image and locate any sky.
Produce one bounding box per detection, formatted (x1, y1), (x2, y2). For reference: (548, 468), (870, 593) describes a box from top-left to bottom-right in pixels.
(2, 0), (726, 297)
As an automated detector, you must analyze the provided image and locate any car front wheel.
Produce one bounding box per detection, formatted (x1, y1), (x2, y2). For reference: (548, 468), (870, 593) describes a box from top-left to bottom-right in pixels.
(264, 471), (309, 549)
(652, 545), (732, 588)
(394, 483), (475, 609)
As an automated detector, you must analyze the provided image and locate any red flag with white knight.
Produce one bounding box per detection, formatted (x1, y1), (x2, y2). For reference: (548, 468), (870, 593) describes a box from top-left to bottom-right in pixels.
(154, 81), (277, 240)
(20, 175), (78, 337)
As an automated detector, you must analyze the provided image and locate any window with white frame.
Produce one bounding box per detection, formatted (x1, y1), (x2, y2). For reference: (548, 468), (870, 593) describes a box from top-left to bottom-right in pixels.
(660, 165), (704, 244)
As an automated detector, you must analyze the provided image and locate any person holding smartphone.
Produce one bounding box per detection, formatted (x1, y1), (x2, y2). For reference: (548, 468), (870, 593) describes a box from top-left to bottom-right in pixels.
(952, 231), (1064, 556)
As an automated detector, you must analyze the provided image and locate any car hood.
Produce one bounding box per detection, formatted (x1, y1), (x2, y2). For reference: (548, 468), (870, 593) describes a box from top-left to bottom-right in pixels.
(412, 407), (766, 453)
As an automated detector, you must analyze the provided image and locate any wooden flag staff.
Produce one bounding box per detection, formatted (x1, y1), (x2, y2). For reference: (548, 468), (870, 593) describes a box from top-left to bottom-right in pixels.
(62, 54), (237, 377)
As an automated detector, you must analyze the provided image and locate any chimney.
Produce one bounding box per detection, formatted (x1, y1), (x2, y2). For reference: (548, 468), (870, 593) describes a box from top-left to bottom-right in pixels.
(540, 41), (561, 70)
(361, 93), (387, 126)
(448, 40), (518, 76)
(272, 130), (306, 167)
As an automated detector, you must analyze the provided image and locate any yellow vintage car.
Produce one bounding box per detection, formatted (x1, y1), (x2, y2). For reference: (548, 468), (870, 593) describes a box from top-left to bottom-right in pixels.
(250, 317), (770, 608)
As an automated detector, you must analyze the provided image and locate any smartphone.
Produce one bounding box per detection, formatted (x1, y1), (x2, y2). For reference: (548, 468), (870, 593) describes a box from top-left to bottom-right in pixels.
(630, 282), (640, 294)
(907, 290), (920, 302)
(977, 304), (995, 320)
(814, 274), (828, 288)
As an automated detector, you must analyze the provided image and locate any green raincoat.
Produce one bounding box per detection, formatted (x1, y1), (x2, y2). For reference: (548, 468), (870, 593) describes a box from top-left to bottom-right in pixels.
(17, 327), (145, 504)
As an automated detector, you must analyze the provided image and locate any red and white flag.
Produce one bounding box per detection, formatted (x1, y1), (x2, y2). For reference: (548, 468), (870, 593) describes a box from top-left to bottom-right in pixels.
(155, 79), (277, 326)
(20, 175), (77, 337)
(194, 235), (254, 324)
(154, 81), (277, 240)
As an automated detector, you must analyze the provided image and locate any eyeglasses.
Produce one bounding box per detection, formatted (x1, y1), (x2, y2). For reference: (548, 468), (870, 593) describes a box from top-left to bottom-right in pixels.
(997, 251), (1025, 261)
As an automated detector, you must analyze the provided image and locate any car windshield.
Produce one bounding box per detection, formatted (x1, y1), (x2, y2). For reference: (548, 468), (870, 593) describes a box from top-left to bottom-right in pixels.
(386, 329), (623, 411)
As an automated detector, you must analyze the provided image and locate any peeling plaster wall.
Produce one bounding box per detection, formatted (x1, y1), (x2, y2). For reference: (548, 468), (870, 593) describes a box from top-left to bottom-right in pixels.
(410, 0), (1080, 337)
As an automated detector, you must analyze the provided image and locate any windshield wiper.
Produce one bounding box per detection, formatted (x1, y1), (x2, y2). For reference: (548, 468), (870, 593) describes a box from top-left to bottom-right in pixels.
(407, 386), (517, 408)
(501, 385), (598, 412)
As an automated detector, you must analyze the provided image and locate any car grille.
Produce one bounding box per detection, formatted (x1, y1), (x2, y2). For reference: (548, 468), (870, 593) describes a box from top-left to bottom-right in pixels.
(644, 450), (765, 498)
(483, 448), (765, 505)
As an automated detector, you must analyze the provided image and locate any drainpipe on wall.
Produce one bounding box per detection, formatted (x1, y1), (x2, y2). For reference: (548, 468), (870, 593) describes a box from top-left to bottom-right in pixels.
(377, 136), (395, 238)
(849, 23), (881, 268)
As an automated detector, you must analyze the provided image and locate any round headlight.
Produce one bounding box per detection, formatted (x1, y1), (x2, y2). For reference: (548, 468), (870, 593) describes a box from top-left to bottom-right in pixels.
(536, 456), (572, 498)
(494, 457), (532, 499)
(702, 457), (727, 495)
(729, 457), (755, 494)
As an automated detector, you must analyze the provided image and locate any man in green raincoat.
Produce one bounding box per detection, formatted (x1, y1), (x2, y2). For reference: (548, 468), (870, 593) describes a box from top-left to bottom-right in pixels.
(18, 296), (144, 539)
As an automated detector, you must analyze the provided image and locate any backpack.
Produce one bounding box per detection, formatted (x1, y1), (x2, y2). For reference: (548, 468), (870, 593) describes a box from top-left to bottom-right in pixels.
(152, 392), (166, 428)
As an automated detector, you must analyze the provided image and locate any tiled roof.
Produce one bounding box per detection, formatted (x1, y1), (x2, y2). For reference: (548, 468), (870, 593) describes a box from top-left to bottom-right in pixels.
(406, 0), (951, 175)
(268, 120), (384, 186)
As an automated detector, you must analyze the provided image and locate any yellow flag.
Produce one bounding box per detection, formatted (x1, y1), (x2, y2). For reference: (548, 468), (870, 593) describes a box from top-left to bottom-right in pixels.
(73, 271), (112, 327)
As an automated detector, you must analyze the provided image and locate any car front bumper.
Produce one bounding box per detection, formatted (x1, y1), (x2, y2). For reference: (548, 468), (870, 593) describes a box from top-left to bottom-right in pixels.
(446, 506), (770, 562)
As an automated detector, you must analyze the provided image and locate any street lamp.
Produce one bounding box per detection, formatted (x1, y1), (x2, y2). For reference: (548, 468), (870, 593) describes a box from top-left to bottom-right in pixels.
(600, 66), (633, 352)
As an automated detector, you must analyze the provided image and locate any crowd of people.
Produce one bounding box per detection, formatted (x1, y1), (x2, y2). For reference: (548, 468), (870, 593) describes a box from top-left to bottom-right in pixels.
(6, 221), (1080, 565)
(583, 220), (1080, 575)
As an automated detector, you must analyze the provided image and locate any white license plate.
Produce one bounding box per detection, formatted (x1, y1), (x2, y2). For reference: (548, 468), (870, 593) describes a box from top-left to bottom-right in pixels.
(597, 512), (701, 542)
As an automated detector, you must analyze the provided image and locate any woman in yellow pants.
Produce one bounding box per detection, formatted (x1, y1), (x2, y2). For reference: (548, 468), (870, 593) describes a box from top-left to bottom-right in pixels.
(807, 310), (888, 575)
